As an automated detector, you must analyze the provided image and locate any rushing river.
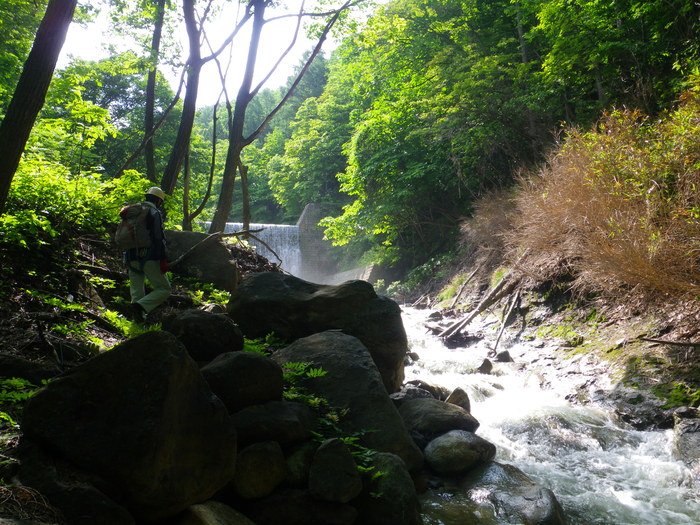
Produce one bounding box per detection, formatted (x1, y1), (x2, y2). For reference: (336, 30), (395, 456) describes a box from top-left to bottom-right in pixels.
(400, 307), (700, 525)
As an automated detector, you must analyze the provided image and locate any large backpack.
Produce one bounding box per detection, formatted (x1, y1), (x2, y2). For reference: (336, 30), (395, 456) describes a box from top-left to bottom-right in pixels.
(115, 203), (152, 250)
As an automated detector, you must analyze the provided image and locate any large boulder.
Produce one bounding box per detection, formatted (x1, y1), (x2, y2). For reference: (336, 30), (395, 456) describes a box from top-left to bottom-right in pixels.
(230, 441), (287, 499)
(243, 489), (358, 525)
(232, 400), (318, 447)
(398, 398), (480, 444)
(308, 438), (363, 504)
(353, 452), (423, 525)
(201, 351), (283, 413)
(672, 406), (700, 485)
(166, 230), (241, 293)
(424, 430), (496, 475)
(228, 273), (407, 393)
(460, 462), (567, 525)
(19, 331), (237, 522)
(162, 308), (244, 363)
(272, 331), (423, 472)
(176, 501), (258, 525)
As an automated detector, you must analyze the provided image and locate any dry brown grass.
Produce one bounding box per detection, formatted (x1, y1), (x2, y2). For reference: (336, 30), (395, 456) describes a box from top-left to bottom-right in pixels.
(503, 85), (700, 307)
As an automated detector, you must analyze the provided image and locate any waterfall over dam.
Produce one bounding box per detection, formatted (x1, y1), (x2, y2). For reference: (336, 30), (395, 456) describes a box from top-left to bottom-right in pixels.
(223, 204), (373, 284)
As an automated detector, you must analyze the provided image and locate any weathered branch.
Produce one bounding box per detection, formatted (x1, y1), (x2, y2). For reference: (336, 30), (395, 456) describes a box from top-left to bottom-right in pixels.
(168, 229), (263, 269)
(638, 337), (700, 348)
(439, 273), (518, 341)
(493, 290), (521, 351)
(244, 0), (355, 146)
(449, 266), (480, 308)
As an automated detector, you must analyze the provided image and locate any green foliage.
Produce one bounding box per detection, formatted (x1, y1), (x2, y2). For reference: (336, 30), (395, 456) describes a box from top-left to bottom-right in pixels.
(178, 279), (231, 307)
(242, 333), (285, 355)
(282, 362), (329, 409)
(0, 377), (40, 430)
(0, 378), (38, 406)
(312, 417), (379, 469)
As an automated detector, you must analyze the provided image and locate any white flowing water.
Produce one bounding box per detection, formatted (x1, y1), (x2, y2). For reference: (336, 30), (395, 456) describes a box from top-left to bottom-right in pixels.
(400, 307), (700, 525)
(224, 222), (302, 276)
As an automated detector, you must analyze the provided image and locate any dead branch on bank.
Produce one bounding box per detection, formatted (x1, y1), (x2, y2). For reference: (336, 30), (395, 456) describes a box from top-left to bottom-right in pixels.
(493, 289), (521, 351)
(439, 271), (519, 342)
(449, 266), (480, 308)
(169, 229), (263, 269)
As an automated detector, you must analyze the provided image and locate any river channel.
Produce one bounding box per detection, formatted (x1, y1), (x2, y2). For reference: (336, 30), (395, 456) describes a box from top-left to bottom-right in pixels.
(399, 307), (700, 525)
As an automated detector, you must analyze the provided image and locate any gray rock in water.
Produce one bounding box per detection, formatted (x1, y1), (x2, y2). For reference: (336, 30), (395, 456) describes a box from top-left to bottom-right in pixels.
(19, 331), (237, 522)
(272, 331), (423, 472)
(228, 272), (408, 392)
(424, 430), (496, 475)
(445, 387), (471, 413)
(201, 351), (283, 412)
(398, 398), (480, 445)
(477, 359), (493, 374)
(460, 462), (567, 525)
(672, 406), (700, 485)
(390, 384), (435, 408)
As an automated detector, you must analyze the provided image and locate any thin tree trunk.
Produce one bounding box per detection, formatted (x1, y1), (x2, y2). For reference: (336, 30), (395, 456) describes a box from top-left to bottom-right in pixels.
(0, 0), (77, 214)
(144, 0), (167, 183)
(160, 0), (201, 195)
(208, 0), (266, 233)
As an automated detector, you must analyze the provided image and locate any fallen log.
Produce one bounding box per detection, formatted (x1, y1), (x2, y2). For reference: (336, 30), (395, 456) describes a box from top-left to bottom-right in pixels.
(439, 272), (518, 341)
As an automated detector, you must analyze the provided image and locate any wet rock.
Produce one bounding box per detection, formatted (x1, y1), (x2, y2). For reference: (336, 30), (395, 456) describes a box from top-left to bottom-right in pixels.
(424, 430), (496, 475)
(460, 462), (567, 525)
(390, 384), (435, 407)
(477, 359), (493, 374)
(672, 406), (700, 484)
(398, 398), (480, 445)
(445, 387), (471, 413)
(201, 351), (283, 412)
(495, 350), (513, 362)
(406, 379), (447, 400)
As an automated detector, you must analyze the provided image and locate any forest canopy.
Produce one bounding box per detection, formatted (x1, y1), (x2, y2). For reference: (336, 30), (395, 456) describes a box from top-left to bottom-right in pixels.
(1, 0), (698, 274)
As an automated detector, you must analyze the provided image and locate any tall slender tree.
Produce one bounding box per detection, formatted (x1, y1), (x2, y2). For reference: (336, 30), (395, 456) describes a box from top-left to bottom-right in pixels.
(0, 0), (78, 214)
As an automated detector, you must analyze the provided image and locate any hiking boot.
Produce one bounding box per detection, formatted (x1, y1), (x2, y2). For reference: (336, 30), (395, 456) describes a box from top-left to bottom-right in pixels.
(131, 302), (146, 323)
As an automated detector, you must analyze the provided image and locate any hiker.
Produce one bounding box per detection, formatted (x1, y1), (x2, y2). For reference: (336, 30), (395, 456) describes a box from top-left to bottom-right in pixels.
(122, 187), (171, 322)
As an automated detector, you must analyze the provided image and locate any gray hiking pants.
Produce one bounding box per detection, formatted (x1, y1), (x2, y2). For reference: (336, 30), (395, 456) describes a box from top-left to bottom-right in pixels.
(128, 259), (171, 314)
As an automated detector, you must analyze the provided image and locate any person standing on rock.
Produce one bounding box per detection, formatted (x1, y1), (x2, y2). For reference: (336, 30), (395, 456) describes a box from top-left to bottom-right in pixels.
(119, 187), (171, 323)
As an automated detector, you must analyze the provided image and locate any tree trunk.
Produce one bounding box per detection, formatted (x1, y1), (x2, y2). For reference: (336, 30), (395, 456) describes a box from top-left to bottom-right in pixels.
(208, 0), (266, 233)
(0, 0), (77, 214)
(144, 0), (167, 183)
(160, 0), (201, 195)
